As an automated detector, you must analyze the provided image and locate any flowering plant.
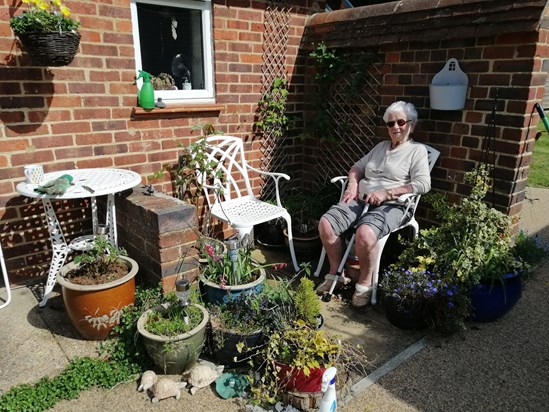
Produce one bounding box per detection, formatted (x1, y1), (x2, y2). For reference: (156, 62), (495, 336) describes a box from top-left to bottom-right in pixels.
(200, 240), (287, 287)
(380, 256), (470, 334)
(9, 0), (80, 35)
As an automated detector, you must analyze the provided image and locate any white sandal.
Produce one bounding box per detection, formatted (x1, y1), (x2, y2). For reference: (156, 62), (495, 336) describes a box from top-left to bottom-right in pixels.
(316, 274), (351, 294)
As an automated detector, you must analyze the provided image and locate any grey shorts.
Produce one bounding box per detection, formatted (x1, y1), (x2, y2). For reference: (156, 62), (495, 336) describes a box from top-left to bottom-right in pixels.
(322, 200), (411, 240)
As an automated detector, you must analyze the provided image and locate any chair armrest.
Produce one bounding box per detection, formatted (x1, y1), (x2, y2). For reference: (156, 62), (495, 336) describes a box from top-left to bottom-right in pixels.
(330, 176), (348, 200)
(247, 164), (291, 207)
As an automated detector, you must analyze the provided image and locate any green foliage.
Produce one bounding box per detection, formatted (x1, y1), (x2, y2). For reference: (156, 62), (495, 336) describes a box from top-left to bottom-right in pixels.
(293, 277), (321, 327)
(512, 230), (549, 274)
(283, 185), (339, 235)
(0, 358), (135, 412)
(308, 42), (377, 144)
(247, 320), (344, 405)
(72, 236), (127, 278)
(9, 0), (80, 35)
(399, 164), (522, 286)
(255, 77), (292, 139)
(143, 291), (204, 337)
(528, 122), (549, 187)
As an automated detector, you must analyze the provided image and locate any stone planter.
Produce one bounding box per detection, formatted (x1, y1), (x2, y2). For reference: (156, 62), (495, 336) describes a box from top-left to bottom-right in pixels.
(137, 303), (209, 374)
(57, 256), (138, 340)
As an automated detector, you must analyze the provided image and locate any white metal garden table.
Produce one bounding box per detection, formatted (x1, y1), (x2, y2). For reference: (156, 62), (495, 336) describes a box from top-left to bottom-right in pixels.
(16, 168), (142, 307)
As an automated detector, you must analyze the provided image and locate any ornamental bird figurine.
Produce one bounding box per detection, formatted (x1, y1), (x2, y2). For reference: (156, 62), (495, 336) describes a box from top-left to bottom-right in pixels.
(34, 174), (73, 195)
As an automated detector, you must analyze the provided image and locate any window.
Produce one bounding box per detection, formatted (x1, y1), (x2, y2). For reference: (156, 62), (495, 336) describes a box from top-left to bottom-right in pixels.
(130, 0), (214, 104)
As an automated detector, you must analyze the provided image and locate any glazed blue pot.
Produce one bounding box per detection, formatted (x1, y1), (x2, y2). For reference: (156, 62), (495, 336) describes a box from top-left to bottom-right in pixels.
(199, 270), (266, 305)
(470, 271), (523, 322)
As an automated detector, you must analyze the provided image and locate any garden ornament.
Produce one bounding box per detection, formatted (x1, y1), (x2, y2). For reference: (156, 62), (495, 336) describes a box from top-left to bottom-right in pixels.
(215, 372), (249, 399)
(137, 370), (157, 392)
(149, 378), (185, 403)
(34, 174), (73, 195)
(319, 367), (337, 412)
(182, 363), (224, 395)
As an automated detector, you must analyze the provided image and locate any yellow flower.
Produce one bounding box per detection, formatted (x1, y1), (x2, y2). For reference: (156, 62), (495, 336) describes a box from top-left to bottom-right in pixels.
(60, 5), (71, 17)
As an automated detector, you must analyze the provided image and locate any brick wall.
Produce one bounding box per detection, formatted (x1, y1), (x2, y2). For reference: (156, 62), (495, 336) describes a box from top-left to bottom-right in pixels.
(302, 0), (549, 224)
(0, 0), (323, 286)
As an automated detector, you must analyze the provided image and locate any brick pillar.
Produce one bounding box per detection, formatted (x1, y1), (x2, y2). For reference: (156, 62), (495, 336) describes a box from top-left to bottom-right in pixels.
(115, 186), (199, 292)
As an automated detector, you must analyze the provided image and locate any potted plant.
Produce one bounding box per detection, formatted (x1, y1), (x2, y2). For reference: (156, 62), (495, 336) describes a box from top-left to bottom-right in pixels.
(198, 236), (275, 304)
(282, 186), (338, 257)
(56, 237), (139, 340)
(380, 258), (470, 333)
(207, 270), (321, 367)
(247, 319), (342, 406)
(391, 164), (540, 324)
(136, 287), (209, 374)
(9, 0), (81, 66)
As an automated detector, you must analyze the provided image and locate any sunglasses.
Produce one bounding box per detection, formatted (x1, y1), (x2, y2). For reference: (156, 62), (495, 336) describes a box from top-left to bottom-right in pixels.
(386, 119), (412, 128)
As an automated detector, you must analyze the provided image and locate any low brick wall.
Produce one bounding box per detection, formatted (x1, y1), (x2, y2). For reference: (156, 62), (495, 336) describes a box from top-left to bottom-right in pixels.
(115, 186), (199, 291)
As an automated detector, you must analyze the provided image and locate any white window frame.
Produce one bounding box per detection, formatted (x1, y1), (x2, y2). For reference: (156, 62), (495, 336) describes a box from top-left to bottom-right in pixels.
(130, 0), (215, 104)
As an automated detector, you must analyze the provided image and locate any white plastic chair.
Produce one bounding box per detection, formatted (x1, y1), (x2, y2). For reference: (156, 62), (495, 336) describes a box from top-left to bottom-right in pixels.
(0, 242), (12, 309)
(190, 135), (300, 272)
(314, 144), (440, 305)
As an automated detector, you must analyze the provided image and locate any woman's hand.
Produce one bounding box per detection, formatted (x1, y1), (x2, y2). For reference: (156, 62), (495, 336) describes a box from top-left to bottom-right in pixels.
(364, 190), (390, 206)
(342, 180), (358, 203)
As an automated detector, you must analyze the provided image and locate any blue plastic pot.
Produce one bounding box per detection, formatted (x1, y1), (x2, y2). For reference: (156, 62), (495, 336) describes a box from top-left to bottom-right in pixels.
(470, 271), (523, 322)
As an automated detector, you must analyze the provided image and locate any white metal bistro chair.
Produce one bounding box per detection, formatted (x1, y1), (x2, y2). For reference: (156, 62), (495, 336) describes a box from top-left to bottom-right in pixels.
(190, 135), (300, 272)
(314, 144), (440, 305)
(0, 242), (12, 309)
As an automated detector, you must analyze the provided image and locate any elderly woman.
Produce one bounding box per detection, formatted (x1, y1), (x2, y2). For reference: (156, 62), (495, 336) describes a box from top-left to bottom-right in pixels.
(317, 101), (431, 307)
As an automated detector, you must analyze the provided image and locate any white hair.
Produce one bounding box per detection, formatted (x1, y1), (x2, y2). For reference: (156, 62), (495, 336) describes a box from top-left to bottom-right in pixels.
(383, 101), (418, 122)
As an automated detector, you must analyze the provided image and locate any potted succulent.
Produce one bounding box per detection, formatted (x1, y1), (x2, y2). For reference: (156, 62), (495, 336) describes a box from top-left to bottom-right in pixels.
(137, 285), (209, 374)
(9, 0), (81, 66)
(56, 237), (139, 340)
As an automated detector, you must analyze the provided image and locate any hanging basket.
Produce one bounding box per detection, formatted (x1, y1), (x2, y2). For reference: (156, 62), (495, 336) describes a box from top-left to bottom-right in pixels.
(18, 31), (80, 67)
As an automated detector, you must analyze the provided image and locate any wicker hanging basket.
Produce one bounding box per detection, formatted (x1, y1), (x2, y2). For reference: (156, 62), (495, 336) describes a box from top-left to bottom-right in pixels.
(18, 31), (80, 67)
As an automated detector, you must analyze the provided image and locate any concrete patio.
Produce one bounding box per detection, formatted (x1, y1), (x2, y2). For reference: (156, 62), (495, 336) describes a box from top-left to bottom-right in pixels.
(0, 186), (548, 411)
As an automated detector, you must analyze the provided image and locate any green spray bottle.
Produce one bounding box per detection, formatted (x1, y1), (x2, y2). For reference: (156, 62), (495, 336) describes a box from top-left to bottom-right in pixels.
(137, 70), (155, 109)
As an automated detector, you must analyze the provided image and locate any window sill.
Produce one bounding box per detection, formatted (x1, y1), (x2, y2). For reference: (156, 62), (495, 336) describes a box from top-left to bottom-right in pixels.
(132, 104), (223, 117)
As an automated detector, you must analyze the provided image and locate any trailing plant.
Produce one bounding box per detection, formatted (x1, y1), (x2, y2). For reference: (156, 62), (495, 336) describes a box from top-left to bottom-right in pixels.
(255, 77), (292, 139)
(9, 0), (80, 35)
(307, 42), (377, 144)
(0, 357), (135, 412)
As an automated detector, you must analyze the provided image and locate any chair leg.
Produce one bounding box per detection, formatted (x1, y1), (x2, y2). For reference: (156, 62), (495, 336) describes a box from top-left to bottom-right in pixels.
(281, 214), (301, 273)
(371, 234), (390, 306)
(0, 244), (12, 310)
(321, 233), (356, 302)
(313, 247), (326, 277)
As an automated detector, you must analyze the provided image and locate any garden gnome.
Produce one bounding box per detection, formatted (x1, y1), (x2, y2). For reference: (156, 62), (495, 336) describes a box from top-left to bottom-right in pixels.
(318, 367), (337, 412)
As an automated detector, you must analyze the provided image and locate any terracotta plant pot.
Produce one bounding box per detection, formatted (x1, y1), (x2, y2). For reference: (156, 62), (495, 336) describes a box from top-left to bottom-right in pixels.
(57, 256), (138, 340)
(137, 304), (209, 374)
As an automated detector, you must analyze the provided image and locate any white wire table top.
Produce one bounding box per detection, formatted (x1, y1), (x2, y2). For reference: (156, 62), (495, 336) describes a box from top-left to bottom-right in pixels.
(16, 168), (142, 199)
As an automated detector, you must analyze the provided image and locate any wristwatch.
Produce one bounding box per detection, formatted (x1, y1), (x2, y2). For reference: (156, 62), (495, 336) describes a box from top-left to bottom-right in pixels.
(387, 188), (394, 200)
